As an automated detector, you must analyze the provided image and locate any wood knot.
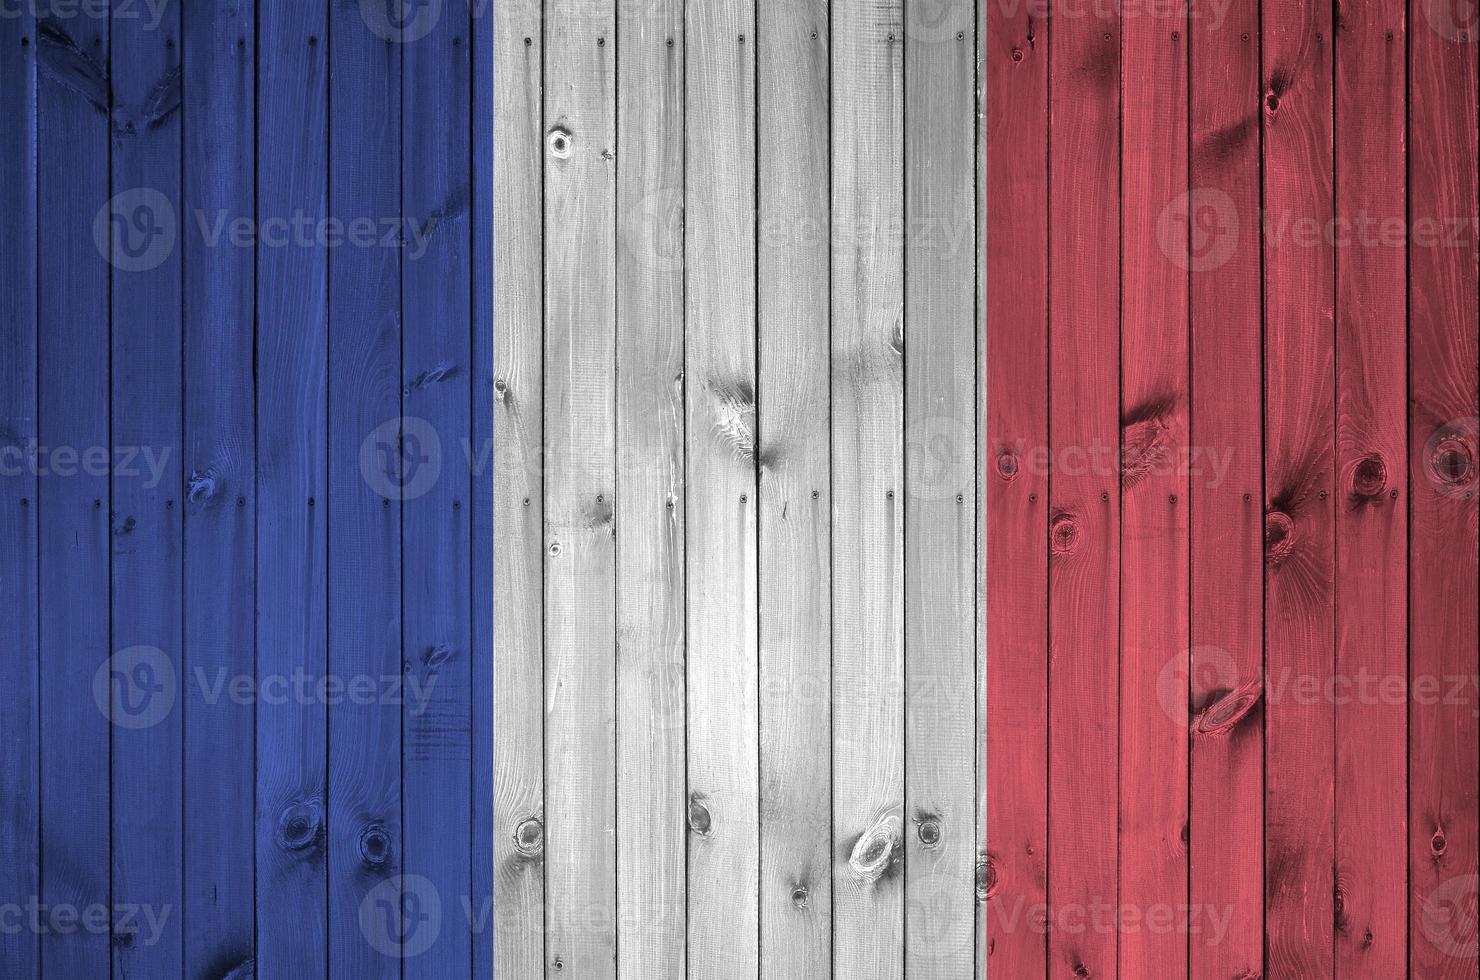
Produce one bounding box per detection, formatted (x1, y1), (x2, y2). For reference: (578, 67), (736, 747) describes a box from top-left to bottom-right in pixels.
(188, 471), (219, 504)
(916, 814), (942, 848)
(1073, 962), (1091, 979)
(1265, 92), (1280, 113)
(1010, 46), (1024, 61)
(548, 126), (573, 159)
(688, 794), (714, 838)
(847, 810), (903, 884)
(358, 824), (393, 868)
(1431, 828), (1447, 857)
(1050, 513), (1081, 555)
(1333, 872), (1351, 933)
(276, 799), (324, 853)
(1121, 396), (1177, 487)
(995, 451), (1020, 482)
(1426, 426), (1477, 495)
(1192, 679), (1262, 737)
(1264, 510), (1295, 565)
(790, 884), (809, 910)
(514, 817), (545, 859)
(1347, 453), (1388, 501)
(978, 855), (998, 901)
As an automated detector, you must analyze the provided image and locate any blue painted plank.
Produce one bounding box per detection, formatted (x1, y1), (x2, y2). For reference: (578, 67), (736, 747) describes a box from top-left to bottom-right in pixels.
(182, 0), (257, 975)
(35, 12), (112, 979)
(469, 0), (497, 972)
(256, 0), (330, 973)
(108, 2), (184, 973)
(0, 9), (39, 979)
(326, 2), (403, 976)
(401, 0), (474, 973)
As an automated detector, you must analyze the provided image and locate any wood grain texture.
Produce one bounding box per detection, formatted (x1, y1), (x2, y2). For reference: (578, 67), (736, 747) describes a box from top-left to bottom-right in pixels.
(326, 1), (401, 974)
(1409, 1), (1480, 976)
(255, 0), (330, 970)
(0, 8), (39, 977)
(985, 0), (1048, 974)
(758, 0), (833, 976)
(494, 0), (547, 976)
(1047, 4), (1121, 978)
(1120, 5), (1190, 978)
(832, 0), (907, 975)
(1262, 2), (1336, 976)
(402, 1), (475, 971)
(903, 3), (978, 978)
(1186, 6), (1266, 980)
(615, 0), (687, 975)
(36, 12), (112, 978)
(182, 1), (257, 976)
(684, 0), (760, 976)
(109, 3), (184, 974)
(544, 0), (618, 975)
(1332, 1), (1406, 974)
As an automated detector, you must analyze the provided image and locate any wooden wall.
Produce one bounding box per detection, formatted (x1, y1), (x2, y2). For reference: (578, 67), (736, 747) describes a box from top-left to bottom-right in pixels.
(987, 0), (1478, 978)
(493, 0), (988, 976)
(0, 1), (493, 976)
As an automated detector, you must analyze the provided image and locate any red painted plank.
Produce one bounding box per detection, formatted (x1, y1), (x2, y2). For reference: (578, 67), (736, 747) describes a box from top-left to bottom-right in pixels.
(985, 0), (1048, 974)
(1409, 2), (1480, 976)
(1120, 4), (1189, 977)
(1187, 2), (1265, 977)
(1047, 4), (1120, 977)
(1261, 1), (1336, 976)
(1332, 2), (1407, 975)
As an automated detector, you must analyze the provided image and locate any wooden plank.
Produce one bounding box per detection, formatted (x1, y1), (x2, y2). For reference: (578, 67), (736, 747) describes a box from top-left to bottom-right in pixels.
(471, 0), (498, 972)
(614, 0), (686, 977)
(1046, 5), (1120, 978)
(903, 1), (977, 977)
(685, 0), (759, 974)
(1187, 3), (1264, 977)
(757, 2), (832, 977)
(402, 0), (475, 972)
(832, 0), (906, 974)
(493, 0), (547, 975)
(326, 1), (402, 974)
(181, 0), (257, 975)
(1409, 1), (1480, 975)
(255, 0), (330, 971)
(1261, 0), (1336, 975)
(1120, 3), (1189, 977)
(1331, 3), (1406, 976)
(35, 13), (112, 978)
(984, 0), (1048, 973)
(0, 8), (38, 977)
(544, 0), (618, 974)
(973, 0), (987, 971)
(108, 2), (184, 974)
